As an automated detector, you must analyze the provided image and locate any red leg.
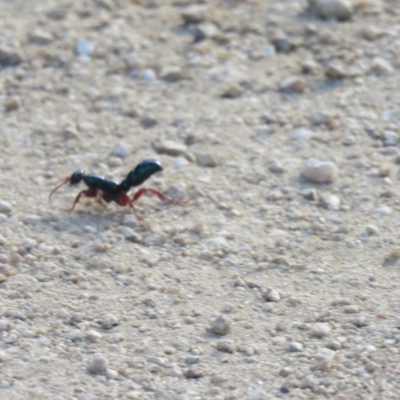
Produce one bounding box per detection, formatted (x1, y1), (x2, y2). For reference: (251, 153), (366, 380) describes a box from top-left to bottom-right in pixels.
(68, 188), (98, 212)
(131, 188), (186, 204)
(112, 192), (146, 228)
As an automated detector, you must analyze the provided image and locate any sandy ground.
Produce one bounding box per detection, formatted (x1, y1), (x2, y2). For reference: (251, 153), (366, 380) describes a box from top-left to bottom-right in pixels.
(2, 0), (400, 399)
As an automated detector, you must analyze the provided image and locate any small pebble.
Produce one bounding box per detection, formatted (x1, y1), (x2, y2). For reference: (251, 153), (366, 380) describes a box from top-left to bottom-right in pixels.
(302, 188), (319, 201)
(185, 356), (200, 365)
(68, 330), (82, 341)
(290, 128), (313, 141)
(76, 40), (95, 56)
(325, 63), (347, 79)
(106, 369), (119, 380)
(361, 26), (382, 41)
(391, 247), (400, 258)
(262, 288), (281, 302)
(272, 32), (296, 53)
(152, 140), (187, 157)
(4, 333), (18, 344)
(382, 130), (398, 146)
(268, 161), (285, 174)
(221, 82), (243, 99)
(159, 66), (184, 82)
(196, 153), (218, 168)
(216, 339), (236, 353)
(0, 381), (10, 389)
(107, 156), (123, 168)
(0, 201), (12, 214)
(184, 369), (204, 379)
(100, 315), (118, 329)
(315, 347), (335, 364)
(288, 342), (303, 352)
(0, 46), (23, 66)
(301, 159), (338, 183)
(370, 57), (394, 75)
(87, 355), (108, 374)
(113, 143), (129, 159)
(326, 340), (341, 350)
(140, 116), (158, 128)
(181, 5), (207, 24)
(373, 205), (391, 216)
(366, 225), (379, 235)
(210, 315), (231, 336)
(256, 125), (271, 135)
(122, 214), (137, 227)
(24, 214), (42, 225)
(308, 0), (353, 21)
(279, 77), (306, 93)
(310, 323), (331, 338)
(142, 68), (156, 81)
(28, 30), (54, 45)
(319, 193), (341, 211)
(343, 305), (361, 313)
(121, 227), (143, 243)
(46, 7), (68, 20)
(194, 23), (220, 42)
(5, 98), (20, 112)
(86, 329), (102, 343)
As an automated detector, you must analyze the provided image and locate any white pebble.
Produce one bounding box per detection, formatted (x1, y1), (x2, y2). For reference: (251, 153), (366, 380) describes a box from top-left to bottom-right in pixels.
(106, 369), (119, 380)
(319, 194), (341, 211)
(152, 140), (187, 157)
(370, 57), (394, 75)
(114, 143), (129, 159)
(301, 158), (338, 183)
(310, 323), (331, 338)
(86, 329), (102, 343)
(262, 288), (281, 302)
(121, 227), (142, 243)
(122, 214), (137, 227)
(373, 205), (391, 216)
(288, 342), (303, 352)
(216, 339), (236, 353)
(290, 128), (313, 141)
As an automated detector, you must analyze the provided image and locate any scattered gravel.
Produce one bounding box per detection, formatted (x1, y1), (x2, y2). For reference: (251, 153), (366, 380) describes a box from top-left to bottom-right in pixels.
(2, 0), (400, 398)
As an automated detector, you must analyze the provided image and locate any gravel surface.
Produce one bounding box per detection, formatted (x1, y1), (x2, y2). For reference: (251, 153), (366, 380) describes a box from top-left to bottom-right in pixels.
(2, 0), (400, 399)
